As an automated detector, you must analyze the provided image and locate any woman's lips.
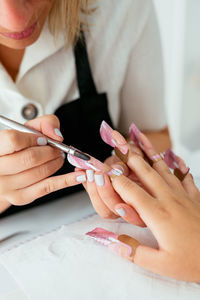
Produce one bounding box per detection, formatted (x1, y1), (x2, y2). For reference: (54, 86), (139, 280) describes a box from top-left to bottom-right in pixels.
(0, 21), (37, 40)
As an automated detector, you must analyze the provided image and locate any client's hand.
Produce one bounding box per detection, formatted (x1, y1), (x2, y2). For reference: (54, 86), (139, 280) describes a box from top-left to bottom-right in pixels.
(111, 152), (200, 282)
(0, 115), (86, 212)
(83, 129), (145, 226)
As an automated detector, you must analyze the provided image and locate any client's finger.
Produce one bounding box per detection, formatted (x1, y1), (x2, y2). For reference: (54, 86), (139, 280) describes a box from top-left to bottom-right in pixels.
(126, 154), (169, 199)
(115, 203), (146, 227)
(7, 171), (86, 206)
(129, 123), (184, 193)
(94, 172), (125, 214)
(86, 170), (118, 219)
(111, 174), (157, 222)
(182, 173), (200, 198)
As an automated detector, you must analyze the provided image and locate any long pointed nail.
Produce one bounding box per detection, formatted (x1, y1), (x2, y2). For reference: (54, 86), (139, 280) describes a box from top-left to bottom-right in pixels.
(100, 121), (117, 148)
(100, 121), (128, 155)
(129, 123), (142, 146)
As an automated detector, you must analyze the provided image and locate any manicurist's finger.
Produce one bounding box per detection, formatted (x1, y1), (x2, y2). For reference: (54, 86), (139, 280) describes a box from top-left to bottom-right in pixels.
(0, 146), (63, 175)
(26, 114), (63, 141)
(6, 171), (87, 206)
(86, 170), (118, 219)
(0, 155), (65, 192)
(0, 130), (47, 156)
(114, 203), (146, 227)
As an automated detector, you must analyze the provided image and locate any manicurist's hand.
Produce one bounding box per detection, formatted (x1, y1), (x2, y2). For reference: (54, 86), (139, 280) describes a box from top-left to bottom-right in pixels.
(111, 152), (200, 282)
(0, 115), (86, 212)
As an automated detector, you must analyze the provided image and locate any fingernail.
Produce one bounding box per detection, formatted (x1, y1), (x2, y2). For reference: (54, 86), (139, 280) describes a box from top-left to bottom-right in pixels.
(115, 208), (126, 217)
(177, 158), (190, 174)
(100, 121), (128, 155)
(76, 175), (86, 183)
(95, 174), (105, 186)
(118, 145), (128, 155)
(62, 152), (66, 160)
(100, 121), (116, 148)
(108, 168), (123, 176)
(129, 123), (143, 148)
(86, 170), (94, 182)
(112, 131), (128, 155)
(111, 138), (117, 146)
(111, 149), (115, 156)
(37, 137), (47, 146)
(54, 128), (63, 138)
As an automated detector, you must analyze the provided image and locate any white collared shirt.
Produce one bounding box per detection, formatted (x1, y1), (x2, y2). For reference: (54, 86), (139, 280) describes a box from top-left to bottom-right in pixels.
(0, 0), (166, 133)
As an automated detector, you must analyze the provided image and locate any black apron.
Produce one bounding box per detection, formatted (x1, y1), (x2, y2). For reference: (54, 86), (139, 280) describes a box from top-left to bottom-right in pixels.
(1, 33), (113, 217)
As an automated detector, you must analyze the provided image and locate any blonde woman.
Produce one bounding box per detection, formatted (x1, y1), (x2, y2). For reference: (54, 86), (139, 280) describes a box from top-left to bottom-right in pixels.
(0, 0), (169, 216)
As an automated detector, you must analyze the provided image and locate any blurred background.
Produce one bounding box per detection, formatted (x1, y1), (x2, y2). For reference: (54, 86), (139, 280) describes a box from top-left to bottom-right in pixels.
(154, 0), (200, 177)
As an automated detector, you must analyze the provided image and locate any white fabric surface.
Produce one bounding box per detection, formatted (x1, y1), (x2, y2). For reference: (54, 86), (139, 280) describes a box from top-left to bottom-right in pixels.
(1, 214), (199, 300)
(0, 0), (166, 133)
(0, 265), (28, 300)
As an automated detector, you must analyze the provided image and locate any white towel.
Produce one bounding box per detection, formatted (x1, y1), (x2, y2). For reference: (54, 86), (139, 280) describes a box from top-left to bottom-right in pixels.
(0, 214), (199, 300)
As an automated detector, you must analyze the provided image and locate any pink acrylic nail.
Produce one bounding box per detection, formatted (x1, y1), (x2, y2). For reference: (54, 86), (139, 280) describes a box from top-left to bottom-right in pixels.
(100, 121), (117, 148)
(129, 123), (143, 148)
(67, 153), (111, 173)
(100, 121), (128, 155)
(163, 149), (179, 169)
(86, 227), (132, 257)
(86, 228), (118, 246)
(163, 149), (190, 173)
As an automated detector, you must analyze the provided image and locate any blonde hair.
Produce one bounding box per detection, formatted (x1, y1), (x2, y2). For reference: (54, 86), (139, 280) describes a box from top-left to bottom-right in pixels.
(48, 0), (92, 45)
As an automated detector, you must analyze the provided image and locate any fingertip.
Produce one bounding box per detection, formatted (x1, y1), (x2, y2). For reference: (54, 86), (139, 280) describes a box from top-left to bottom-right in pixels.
(86, 169), (94, 183)
(115, 203), (146, 227)
(26, 115), (63, 142)
(43, 125), (64, 142)
(111, 162), (129, 177)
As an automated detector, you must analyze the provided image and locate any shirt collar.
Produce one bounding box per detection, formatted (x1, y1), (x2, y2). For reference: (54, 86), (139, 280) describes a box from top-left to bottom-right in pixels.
(17, 21), (65, 82)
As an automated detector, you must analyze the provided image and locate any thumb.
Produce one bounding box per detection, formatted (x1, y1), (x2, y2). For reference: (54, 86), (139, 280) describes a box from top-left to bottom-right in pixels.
(134, 246), (172, 278)
(25, 114), (63, 141)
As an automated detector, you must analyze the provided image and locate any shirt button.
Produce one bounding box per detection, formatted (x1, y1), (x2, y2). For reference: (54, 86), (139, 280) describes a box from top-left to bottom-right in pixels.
(22, 104), (38, 120)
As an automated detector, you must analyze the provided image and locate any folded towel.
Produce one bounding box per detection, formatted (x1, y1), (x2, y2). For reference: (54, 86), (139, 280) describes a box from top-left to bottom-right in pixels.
(0, 214), (199, 300)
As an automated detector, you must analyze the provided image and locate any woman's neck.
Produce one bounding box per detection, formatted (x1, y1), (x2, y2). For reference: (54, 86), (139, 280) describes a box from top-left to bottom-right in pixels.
(0, 45), (25, 81)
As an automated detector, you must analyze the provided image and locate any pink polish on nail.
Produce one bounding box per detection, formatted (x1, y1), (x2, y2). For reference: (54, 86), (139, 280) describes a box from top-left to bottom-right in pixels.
(163, 149), (179, 169)
(67, 154), (94, 170)
(86, 228), (118, 246)
(67, 151), (111, 173)
(100, 121), (128, 155)
(100, 121), (117, 148)
(129, 123), (143, 148)
(86, 228), (132, 257)
(163, 149), (190, 174)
